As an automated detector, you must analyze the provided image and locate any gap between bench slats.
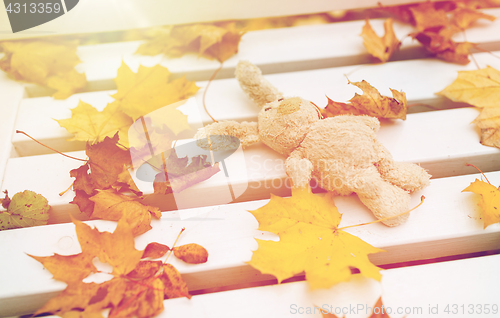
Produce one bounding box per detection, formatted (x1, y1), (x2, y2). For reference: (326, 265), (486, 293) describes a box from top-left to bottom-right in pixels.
(1, 171), (499, 317)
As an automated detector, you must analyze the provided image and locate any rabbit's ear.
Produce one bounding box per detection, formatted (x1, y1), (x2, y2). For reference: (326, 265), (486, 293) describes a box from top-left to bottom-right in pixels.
(195, 121), (260, 150)
(235, 61), (283, 108)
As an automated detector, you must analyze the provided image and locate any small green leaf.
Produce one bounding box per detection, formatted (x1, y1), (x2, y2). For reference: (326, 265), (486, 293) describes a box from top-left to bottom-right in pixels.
(0, 190), (50, 230)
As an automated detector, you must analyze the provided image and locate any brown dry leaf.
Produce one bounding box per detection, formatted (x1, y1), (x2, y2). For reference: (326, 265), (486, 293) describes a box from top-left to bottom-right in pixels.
(361, 19), (401, 63)
(56, 101), (133, 146)
(321, 80), (406, 120)
(85, 133), (131, 189)
(0, 40), (86, 99)
(463, 179), (500, 228)
(173, 243), (209, 264)
(136, 22), (244, 62)
(473, 107), (500, 148)
(411, 27), (473, 65)
(161, 263), (191, 299)
(142, 242), (170, 259)
(248, 187), (384, 289)
(112, 62), (199, 121)
(437, 66), (500, 108)
(410, 2), (449, 31)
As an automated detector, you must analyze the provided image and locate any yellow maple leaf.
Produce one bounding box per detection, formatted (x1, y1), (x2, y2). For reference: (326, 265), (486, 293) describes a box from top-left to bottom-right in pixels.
(56, 101), (133, 146)
(437, 66), (500, 108)
(472, 107), (500, 148)
(136, 22), (244, 62)
(112, 62), (199, 121)
(321, 80), (407, 120)
(0, 40), (86, 99)
(248, 187), (384, 289)
(361, 19), (401, 63)
(463, 179), (500, 228)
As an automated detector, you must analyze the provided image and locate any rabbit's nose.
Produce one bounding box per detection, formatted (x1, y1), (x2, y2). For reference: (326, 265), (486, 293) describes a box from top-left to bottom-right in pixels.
(277, 97), (301, 115)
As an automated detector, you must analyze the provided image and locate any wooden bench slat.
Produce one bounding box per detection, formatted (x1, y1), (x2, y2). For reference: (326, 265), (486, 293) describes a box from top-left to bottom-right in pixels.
(1, 171), (499, 317)
(4, 106), (500, 222)
(12, 49), (500, 157)
(157, 254), (500, 318)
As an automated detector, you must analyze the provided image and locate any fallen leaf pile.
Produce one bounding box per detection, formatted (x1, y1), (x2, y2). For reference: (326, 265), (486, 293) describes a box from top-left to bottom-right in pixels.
(438, 66), (500, 149)
(363, 1), (496, 64)
(136, 22), (244, 62)
(31, 218), (208, 317)
(0, 190), (50, 230)
(0, 40), (86, 99)
(57, 62), (199, 147)
(248, 187), (384, 289)
(463, 177), (500, 228)
(321, 80), (407, 120)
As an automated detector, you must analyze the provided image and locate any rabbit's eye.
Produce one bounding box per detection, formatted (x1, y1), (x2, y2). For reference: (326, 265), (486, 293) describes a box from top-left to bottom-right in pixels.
(278, 98), (284, 101)
(264, 107), (272, 111)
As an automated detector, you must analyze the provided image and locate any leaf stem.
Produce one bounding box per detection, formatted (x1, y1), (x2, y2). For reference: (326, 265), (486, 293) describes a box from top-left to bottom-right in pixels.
(164, 227), (185, 264)
(338, 196), (425, 230)
(16, 130), (87, 162)
(203, 63), (223, 123)
(466, 163), (491, 185)
(59, 181), (75, 196)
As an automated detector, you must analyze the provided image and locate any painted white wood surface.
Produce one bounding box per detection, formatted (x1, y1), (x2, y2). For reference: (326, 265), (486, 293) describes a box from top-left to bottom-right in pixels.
(1, 171), (499, 317)
(0, 72), (24, 186)
(12, 49), (500, 157)
(18, 8), (500, 97)
(0, 0), (432, 41)
(1, 3), (500, 318)
(156, 254), (500, 318)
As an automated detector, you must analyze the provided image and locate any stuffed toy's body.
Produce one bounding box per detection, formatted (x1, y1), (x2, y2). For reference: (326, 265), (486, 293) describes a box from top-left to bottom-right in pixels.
(196, 61), (430, 226)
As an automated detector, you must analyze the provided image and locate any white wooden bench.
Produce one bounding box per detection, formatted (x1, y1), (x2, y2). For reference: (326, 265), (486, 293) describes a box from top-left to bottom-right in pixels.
(1, 1), (500, 317)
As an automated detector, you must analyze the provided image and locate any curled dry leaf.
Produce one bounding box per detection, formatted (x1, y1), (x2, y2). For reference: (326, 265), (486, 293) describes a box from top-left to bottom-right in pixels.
(0, 190), (50, 230)
(321, 80), (407, 120)
(473, 107), (500, 148)
(463, 179), (500, 228)
(361, 18), (401, 63)
(173, 243), (209, 264)
(0, 40), (86, 99)
(248, 187), (384, 289)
